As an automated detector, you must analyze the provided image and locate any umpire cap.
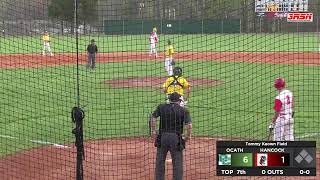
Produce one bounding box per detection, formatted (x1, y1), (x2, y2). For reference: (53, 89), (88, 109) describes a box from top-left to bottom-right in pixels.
(169, 92), (181, 102)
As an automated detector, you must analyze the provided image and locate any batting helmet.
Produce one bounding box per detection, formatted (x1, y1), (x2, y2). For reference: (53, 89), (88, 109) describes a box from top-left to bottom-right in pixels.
(173, 67), (182, 76)
(274, 77), (285, 89)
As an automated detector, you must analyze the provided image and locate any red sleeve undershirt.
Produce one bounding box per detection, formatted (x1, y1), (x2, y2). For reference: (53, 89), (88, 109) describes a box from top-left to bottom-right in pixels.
(274, 99), (282, 112)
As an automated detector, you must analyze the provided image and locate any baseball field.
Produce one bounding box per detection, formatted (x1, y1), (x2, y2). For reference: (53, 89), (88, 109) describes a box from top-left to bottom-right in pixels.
(0, 34), (320, 179)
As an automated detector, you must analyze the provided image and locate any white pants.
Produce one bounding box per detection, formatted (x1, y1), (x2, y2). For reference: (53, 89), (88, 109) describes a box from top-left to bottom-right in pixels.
(165, 57), (173, 76)
(149, 43), (157, 56)
(274, 115), (294, 141)
(43, 42), (53, 56)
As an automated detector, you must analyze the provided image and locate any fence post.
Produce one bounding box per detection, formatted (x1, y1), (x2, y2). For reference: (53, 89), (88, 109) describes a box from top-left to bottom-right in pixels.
(122, 20), (124, 35)
(221, 19), (224, 33)
(317, 17), (319, 33)
(259, 17), (262, 33)
(160, 19), (163, 34)
(102, 19), (104, 35)
(240, 18), (242, 33)
(141, 20), (144, 34)
(201, 19), (204, 34)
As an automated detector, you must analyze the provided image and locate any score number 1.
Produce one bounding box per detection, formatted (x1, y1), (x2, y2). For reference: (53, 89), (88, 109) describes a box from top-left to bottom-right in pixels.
(268, 153), (290, 166)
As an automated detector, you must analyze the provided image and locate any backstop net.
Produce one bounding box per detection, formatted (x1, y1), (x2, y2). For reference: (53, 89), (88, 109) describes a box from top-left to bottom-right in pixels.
(0, 0), (319, 179)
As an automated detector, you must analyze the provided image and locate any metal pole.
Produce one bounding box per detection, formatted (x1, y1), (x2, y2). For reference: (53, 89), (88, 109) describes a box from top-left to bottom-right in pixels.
(74, 0), (84, 179)
(142, 20), (144, 34)
(221, 20), (223, 33)
(201, 19), (204, 34)
(122, 20), (125, 35)
(74, 0), (77, 36)
(259, 17), (262, 33)
(317, 17), (319, 33)
(240, 18), (242, 33)
(102, 18), (105, 35)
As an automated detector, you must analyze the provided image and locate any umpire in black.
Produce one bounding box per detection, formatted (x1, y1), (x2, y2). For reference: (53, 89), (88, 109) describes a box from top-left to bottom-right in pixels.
(86, 39), (98, 69)
(150, 92), (192, 180)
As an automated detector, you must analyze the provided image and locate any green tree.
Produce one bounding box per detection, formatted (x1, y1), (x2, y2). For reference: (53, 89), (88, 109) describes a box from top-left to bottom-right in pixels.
(79, 0), (98, 23)
(48, 0), (98, 33)
(203, 0), (239, 19)
(122, 0), (138, 19)
(48, 0), (74, 22)
(309, 0), (320, 16)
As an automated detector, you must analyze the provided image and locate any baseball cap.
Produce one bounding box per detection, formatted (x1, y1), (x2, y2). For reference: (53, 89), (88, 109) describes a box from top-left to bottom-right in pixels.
(169, 92), (181, 102)
(274, 77), (285, 89)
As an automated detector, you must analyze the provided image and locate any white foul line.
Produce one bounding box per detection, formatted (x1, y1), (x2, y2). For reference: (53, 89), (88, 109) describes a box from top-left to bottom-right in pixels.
(296, 132), (320, 139)
(0, 134), (70, 149)
(0, 135), (18, 139)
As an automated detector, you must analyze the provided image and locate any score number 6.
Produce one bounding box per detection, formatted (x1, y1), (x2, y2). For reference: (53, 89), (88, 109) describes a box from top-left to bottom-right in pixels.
(243, 156), (248, 163)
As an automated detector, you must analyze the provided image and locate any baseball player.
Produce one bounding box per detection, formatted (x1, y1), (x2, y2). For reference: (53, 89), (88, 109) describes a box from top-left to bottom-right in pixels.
(163, 67), (191, 107)
(86, 39), (98, 69)
(269, 77), (294, 141)
(164, 40), (174, 76)
(42, 31), (53, 56)
(149, 27), (158, 58)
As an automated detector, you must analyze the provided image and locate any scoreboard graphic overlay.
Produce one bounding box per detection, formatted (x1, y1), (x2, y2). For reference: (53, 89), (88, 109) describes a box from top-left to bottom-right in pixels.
(255, 0), (309, 12)
(217, 141), (316, 176)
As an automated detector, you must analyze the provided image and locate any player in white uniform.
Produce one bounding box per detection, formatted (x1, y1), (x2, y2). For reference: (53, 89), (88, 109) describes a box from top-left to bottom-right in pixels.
(149, 27), (158, 58)
(270, 77), (294, 141)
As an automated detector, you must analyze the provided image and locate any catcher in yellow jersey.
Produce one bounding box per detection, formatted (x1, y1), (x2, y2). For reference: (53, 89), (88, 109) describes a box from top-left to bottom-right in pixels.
(42, 31), (53, 56)
(164, 40), (174, 76)
(163, 67), (191, 107)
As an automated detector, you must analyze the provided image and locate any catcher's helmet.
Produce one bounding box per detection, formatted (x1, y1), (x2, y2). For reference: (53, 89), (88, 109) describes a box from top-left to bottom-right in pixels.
(274, 77), (285, 89)
(173, 67), (182, 76)
(169, 92), (181, 102)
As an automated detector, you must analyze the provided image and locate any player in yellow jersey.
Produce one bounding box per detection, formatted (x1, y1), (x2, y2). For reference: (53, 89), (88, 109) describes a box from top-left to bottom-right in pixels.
(163, 67), (191, 107)
(164, 40), (174, 76)
(42, 31), (53, 56)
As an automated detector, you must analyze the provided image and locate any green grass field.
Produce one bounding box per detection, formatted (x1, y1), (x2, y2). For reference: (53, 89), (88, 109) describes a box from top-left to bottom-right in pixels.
(0, 33), (318, 54)
(0, 34), (320, 156)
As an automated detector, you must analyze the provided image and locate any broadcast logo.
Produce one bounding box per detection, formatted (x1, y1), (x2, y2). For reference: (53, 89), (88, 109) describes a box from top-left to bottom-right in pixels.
(287, 13), (313, 22)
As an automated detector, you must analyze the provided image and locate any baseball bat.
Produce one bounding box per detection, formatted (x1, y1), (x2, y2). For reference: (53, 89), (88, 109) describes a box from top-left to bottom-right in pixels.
(268, 128), (273, 141)
(148, 113), (152, 136)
